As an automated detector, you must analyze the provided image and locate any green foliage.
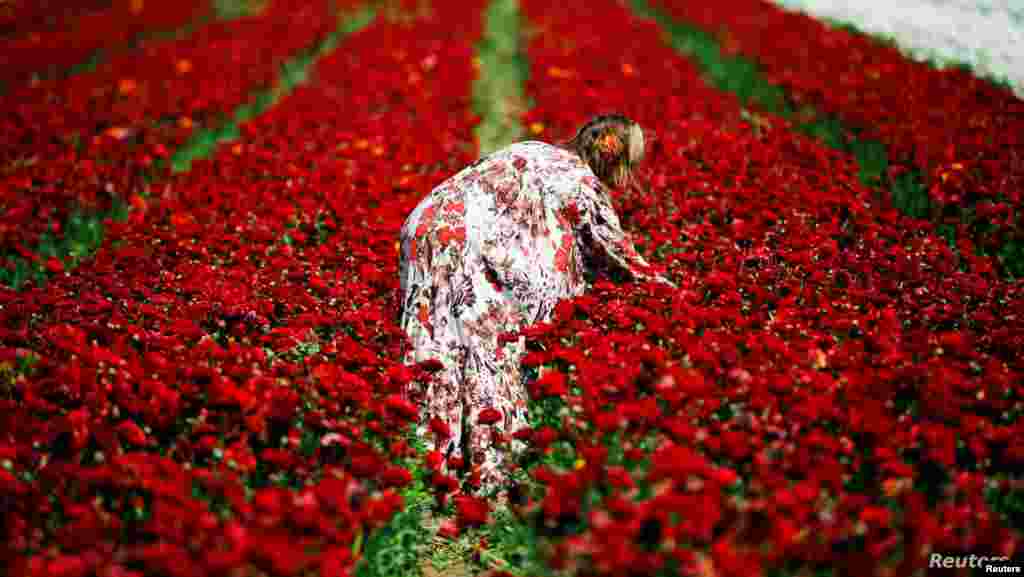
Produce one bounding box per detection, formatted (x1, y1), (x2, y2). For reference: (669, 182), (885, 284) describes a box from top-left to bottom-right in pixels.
(796, 113), (845, 150)
(986, 482), (1024, 532)
(353, 422), (433, 577)
(848, 136), (889, 185)
(356, 497), (430, 577)
(474, 506), (552, 576)
(418, 464), (552, 577)
(888, 168), (931, 219)
(1, 197), (129, 290)
(999, 238), (1024, 279)
(65, 49), (107, 77)
(214, 0), (264, 19)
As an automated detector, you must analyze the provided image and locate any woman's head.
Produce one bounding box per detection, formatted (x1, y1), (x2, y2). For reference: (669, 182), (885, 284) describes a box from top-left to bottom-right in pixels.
(564, 114), (645, 188)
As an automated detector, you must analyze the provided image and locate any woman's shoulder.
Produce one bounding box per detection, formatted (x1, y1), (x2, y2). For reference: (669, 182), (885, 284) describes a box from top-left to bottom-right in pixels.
(480, 140), (587, 176)
(502, 140), (575, 161)
(450, 141), (593, 198)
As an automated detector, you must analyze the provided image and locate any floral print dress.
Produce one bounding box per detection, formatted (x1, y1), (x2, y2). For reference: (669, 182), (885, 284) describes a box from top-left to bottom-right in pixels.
(399, 140), (664, 490)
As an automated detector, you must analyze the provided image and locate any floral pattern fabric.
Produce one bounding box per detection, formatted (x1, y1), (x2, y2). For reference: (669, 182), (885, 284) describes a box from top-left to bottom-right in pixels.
(399, 140), (664, 490)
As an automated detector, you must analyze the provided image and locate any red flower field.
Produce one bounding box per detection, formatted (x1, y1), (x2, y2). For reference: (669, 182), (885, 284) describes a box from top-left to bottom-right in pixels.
(0, 0), (1020, 575)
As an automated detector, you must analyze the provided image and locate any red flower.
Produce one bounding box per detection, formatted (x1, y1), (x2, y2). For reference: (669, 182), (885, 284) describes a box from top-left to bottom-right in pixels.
(116, 420), (148, 446)
(425, 450), (444, 471)
(383, 394), (418, 420)
(365, 491), (405, 528)
(648, 444), (712, 483)
(429, 416), (452, 440)
(533, 370), (568, 397)
(477, 408), (503, 425)
(44, 555), (89, 577)
(319, 547), (354, 577)
(380, 465), (413, 488)
(45, 257), (64, 273)
(431, 472), (459, 494)
(253, 535), (309, 576)
(454, 494), (490, 527)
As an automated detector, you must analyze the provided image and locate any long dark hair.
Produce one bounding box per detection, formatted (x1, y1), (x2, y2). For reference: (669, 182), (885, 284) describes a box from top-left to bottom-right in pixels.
(560, 114), (645, 188)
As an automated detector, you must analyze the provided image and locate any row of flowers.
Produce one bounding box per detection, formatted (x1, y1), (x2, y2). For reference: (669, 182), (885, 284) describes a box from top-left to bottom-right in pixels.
(0, 0), (215, 90)
(648, 0), (1024, 253)
(0, 0), (489, 574)
(500, 0), (1023, 574)
(0, 0), (341, 279)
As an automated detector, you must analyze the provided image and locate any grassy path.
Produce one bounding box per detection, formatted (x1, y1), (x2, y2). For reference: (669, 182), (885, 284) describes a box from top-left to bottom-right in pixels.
(472, 0), (529, 155)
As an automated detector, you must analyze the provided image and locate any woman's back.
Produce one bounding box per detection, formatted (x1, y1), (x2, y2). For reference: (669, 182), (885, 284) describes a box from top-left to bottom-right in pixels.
(401, 140), (593, 327)
(397, 116), (666, 493)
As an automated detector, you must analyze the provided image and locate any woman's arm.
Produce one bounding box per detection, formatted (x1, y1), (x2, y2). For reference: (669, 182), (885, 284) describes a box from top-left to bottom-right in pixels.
(574, 181), (676, 288)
